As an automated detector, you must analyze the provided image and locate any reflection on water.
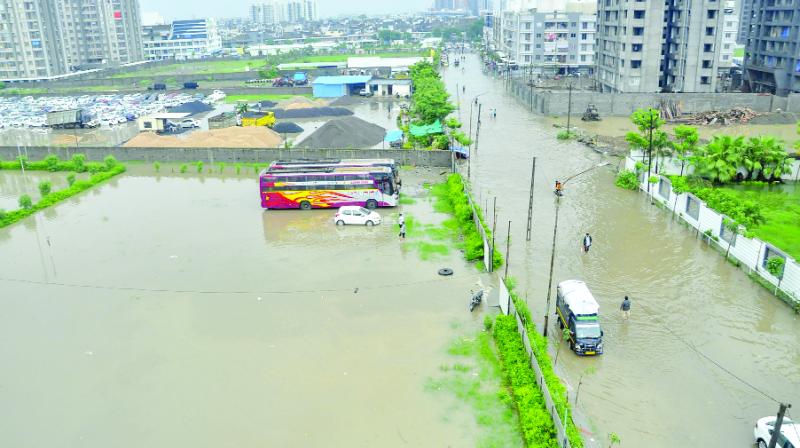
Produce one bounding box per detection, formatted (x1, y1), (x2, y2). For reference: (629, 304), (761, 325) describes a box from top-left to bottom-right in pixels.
(447, 54), (800, 448)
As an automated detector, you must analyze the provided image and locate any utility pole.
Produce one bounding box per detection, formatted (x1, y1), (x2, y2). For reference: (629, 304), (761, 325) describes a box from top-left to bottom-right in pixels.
(504, 220), (511, 279)
(543, 194), (560, 337)
(566, 82), (573, 134)
(526, 157), (536, 241)
(646, 110), (654, 193)
(768, 403), (791, 448)
(456, 83), (461, 120)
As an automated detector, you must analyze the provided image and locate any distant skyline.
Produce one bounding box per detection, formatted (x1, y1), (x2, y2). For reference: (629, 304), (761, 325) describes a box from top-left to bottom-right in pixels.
(139, 0), (432, 22)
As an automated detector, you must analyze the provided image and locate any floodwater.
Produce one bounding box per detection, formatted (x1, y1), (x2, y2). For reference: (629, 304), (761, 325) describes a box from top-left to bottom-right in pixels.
(0, 166), (494, 447)
(0, 170), (89, 210)
(445, 54), (800, 447)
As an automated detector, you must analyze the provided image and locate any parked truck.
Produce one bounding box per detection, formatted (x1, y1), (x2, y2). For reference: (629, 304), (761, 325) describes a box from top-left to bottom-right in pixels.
(556, 279), (604, 356)
(46, 109), (84, 129)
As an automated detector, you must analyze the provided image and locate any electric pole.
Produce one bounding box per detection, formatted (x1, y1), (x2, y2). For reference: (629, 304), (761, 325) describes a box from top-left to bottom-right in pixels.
(768, 403), (791, 448)
(526, 157), (536, 241)
(504, 220), (511, 279)
(566, 82), (573, 134)
(543, 194), (560, 337)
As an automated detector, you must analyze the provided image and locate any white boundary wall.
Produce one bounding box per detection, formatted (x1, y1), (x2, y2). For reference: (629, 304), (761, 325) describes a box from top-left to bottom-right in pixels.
(624, 157), (800, 305)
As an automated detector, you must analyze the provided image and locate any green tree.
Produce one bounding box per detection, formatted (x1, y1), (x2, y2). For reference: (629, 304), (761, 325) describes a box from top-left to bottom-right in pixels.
(38, 181), (52, 197)
(692, 135), (744, 183)
(758, 136), (793, 181)
(670, 125), (699, 176)
(625, 108), (667, 190)
(19, 194), (33, 210)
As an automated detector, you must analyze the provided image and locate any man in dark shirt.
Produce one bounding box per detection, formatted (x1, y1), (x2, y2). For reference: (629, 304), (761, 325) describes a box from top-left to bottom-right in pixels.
(620, 296), (631, 319)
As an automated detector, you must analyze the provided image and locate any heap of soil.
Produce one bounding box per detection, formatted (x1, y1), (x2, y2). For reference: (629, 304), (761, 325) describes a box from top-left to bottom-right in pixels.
(297, 116), (385, 148)
(124, 126), (282, 148)
(278, 96), (327, 110)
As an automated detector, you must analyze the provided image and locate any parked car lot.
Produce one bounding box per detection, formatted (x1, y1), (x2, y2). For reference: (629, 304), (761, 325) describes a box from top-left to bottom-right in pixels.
(0, 92), (213, 130)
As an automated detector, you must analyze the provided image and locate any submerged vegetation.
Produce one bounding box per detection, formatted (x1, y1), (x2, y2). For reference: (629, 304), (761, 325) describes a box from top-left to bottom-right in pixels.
(0, 154), (125, 228)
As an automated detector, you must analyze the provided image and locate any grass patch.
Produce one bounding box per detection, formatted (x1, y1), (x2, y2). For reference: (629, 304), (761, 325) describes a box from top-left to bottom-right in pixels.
(110, 59), (266, 78)
(283, 51), (426, 64)
(224, 93), (313, 103)
(407, 241), (451, 259)
(427, 330), (524, 448)
(399, 193), (417, 205)
(718, 185), (800, 260)
(0, 155), (125, 228)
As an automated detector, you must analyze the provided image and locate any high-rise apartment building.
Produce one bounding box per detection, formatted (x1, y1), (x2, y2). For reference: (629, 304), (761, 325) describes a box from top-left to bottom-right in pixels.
(719, 0), (738, 69)
(142, 19), (222, 61)
(0, 0), (66, 78)
(742, 0), (800, 94)
(497, 10), (596, 75)
(250, 0), (316, 25)
(595, 0), (725, 92)
(0, 0), (142, 80)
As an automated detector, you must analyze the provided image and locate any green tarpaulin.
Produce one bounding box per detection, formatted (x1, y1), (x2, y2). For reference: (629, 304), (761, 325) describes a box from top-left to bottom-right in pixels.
(409, 120), (443, 137)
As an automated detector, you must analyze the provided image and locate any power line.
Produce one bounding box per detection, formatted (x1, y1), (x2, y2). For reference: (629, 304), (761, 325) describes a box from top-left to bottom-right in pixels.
(0, 274), (466, 296)
(634, 298), (780, 404)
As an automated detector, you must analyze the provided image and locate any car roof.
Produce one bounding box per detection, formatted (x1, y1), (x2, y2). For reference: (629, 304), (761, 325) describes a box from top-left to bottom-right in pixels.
(759, 417), (800, 444)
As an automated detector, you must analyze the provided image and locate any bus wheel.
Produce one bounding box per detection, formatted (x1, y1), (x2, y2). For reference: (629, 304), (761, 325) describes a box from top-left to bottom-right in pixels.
(365, 199), (378, 210)
(300, 201), (311, 210)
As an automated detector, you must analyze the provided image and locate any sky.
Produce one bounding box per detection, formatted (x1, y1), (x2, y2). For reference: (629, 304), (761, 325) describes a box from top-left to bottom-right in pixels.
(139, 0), (432, 22)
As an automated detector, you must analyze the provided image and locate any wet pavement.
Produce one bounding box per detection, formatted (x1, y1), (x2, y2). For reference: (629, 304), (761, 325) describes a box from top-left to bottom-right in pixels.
(444, 53), (800, 447)
(0, 166), (500, 447)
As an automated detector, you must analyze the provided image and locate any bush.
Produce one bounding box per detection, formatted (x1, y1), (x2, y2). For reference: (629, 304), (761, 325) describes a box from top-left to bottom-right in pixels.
(104, 155), (118, 169)
(19, 195), (33, 209)
(66, 174), (76, 186)
(72, 153), (86, 172)
(483, 314), (493, 332)
(153, 161), (161, 172)
(556, 130), (574, 140)
(614, 170), (639, 190)
(38, 181), (52, 196)
(196, 161), (204, 173)
(180, 164), (188, 173)
(44, 154), (59, 172)
(767, 257), (785, 278)
(0, 209), (6, 220)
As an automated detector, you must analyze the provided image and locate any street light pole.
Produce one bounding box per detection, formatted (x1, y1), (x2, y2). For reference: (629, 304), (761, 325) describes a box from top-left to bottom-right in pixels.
(543, 161), (610, 337)
(469, 91), (488, 141)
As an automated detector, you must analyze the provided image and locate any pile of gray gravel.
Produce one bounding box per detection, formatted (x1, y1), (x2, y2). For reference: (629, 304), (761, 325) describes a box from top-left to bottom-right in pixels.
(297, 116), (386, 148)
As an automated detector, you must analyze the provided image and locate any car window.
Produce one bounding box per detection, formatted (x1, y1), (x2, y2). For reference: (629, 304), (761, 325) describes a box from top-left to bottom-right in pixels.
(343, 210), (351, 216)
(359, 207), (370, 214)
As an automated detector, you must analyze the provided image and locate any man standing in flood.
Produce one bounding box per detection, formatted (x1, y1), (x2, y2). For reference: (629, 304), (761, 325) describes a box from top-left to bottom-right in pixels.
(582, 232), (593, 253)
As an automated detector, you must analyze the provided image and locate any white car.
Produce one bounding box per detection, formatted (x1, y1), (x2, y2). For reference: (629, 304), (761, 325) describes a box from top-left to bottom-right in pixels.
(754, 416), (799, 448)
(181, 118), (200, 128)
(333, 206), (381, 226)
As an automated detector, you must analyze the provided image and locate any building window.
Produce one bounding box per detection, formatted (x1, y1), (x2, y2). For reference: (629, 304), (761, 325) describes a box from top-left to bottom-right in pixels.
(658, 178), (671, 199)
(723, 43), (730, 49)
(525, 22), (532, 29)
(702, 60), (712, 68)
(524, 55), (531, 62)
(525, 44), (531, 51)
(535, 43), (541, 48)
(634, 10), (645, 18)
(707, 10), (716, 19)
(705, 27), (715, 36)
(704, 43), (713, 52)
(582, 22), (588, 29)
(581, 54), (587, 61)
(620, 59), (625, 67)
(581, 33), (588, 40)
(633, 27), (644, 36)
(632, 43), (642, 52)
(701, 76), (711, 84)
(536, 33), (542, 38)
(723, 54), (730, 60)
(535, 55), (540, 60)
(570, 33), (576, 37)
(631, 60), (642, 68)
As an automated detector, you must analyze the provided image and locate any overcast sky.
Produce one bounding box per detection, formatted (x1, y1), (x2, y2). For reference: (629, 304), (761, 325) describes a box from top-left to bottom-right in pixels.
(139, 0), (432, 22)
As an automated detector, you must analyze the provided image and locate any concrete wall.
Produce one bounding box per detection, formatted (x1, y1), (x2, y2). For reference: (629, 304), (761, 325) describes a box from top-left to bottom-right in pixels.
(511, 80), (800, 116)
(0, 146), (453, 167)
(0, 86), (313, 98)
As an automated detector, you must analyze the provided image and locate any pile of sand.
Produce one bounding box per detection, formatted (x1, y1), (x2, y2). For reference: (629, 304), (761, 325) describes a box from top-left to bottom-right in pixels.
(278, 96), (328, 110)
(124, 126), (283, 148)
(297, 116), (385, 149)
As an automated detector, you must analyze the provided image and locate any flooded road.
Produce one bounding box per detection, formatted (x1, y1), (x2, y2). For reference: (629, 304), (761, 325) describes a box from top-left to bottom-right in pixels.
(0, 166), (497, 447)
(445, 54), (800, 447)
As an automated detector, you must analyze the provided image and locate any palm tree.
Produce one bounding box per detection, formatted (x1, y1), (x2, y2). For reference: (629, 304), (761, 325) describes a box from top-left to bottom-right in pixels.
(693, 135), (744, 183)
(761, 138), (793, 181)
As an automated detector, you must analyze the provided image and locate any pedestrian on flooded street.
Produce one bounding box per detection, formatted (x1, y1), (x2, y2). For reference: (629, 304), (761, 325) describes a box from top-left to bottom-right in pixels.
(398, 213), (405, 227)
(582, 232), (592, 253)
(620, 296), (631, 319)
(398, 216), (406, 239)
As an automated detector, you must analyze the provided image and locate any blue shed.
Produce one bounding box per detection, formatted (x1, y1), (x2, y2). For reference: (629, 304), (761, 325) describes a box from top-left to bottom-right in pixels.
(312, 75), (373, 98)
